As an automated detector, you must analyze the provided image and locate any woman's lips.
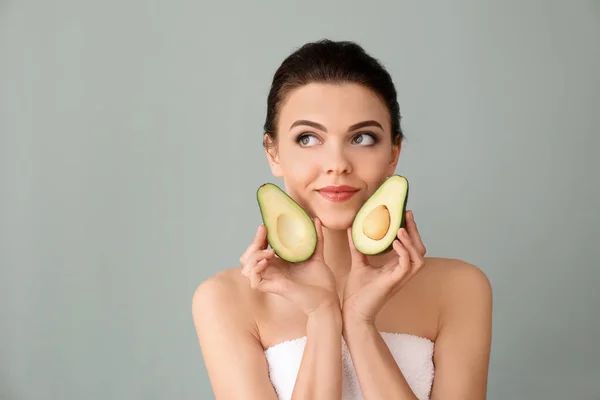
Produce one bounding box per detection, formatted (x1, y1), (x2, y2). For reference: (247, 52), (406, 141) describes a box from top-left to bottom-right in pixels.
(316, 185), (359, 202)
(318, 191), (357, 202)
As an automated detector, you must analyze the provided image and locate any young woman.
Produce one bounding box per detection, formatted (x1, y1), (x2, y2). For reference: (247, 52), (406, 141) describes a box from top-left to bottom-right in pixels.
(192, 39), (493, 400)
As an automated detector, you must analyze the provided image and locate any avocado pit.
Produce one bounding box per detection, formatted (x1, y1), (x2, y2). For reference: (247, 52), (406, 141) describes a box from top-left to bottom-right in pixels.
(361, 205), (390, 240)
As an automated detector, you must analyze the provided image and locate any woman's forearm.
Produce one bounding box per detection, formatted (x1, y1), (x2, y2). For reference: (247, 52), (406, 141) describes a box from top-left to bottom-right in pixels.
(291, 302), (343, 400)
(342, 314), (418, 400)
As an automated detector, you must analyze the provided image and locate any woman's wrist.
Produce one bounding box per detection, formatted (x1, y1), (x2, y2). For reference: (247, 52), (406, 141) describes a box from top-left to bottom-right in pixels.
(306, 295), (342, 328)
(342, 300), (376, 325)
(342, 308), (376, 336)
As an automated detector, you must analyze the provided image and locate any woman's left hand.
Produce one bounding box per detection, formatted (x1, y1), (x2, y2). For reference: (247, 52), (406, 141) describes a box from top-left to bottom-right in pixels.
(342, 210), (427, 323)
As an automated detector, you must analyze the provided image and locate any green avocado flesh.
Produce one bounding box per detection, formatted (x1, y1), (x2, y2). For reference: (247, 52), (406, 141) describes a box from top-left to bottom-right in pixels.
(256, 183), (317, 263)
(351, 175), (409, 255)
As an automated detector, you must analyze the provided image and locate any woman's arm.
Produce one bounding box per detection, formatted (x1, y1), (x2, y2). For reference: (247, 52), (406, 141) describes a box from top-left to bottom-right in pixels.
(342, 315), (419, 400)
(192, 275), (279, 400)
(291, 299), (343, 399)
(192, 274), (343, 400)
(341, 261), (493, 400)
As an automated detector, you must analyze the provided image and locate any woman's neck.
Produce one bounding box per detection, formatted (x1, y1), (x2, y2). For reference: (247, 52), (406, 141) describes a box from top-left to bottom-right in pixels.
(322, 227), (353, 280)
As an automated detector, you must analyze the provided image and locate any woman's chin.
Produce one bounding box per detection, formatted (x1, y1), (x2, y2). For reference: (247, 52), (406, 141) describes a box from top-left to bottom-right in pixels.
(317, 216), (355, 232)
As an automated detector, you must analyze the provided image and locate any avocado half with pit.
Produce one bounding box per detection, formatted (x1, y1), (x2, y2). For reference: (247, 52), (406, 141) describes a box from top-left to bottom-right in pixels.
(256, 183), (317, 263)
(351, 175), (409, 255)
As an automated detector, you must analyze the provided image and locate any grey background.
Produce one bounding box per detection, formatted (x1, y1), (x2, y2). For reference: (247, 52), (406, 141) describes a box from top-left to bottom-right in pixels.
(1, 0), (599, 399)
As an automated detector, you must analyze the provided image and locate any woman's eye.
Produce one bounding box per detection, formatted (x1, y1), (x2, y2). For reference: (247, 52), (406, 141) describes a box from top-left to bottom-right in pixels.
(352, 133), (376, 145)
(297, 134), (319, 147)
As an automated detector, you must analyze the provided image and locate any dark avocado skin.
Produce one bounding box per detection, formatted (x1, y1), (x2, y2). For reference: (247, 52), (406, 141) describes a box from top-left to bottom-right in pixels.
(352, 175), (409, 256)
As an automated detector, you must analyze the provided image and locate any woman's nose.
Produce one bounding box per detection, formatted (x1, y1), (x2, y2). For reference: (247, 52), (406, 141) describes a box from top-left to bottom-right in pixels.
(323, 146), (352, 175)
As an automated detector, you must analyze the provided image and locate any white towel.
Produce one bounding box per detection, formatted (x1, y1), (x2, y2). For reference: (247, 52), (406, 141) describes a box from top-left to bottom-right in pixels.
(264, 332), (435, 400)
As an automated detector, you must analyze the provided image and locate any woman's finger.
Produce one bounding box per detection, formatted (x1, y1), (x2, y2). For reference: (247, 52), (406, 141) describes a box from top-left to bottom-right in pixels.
(250, 261), (287, 296)
(241, 248), (275, 277)
(249, 259), (268, 289)
(397, 228), (425, 270)
(391, 239), (411, 280)
(240, 225), (269, 265)
(405, 210), (426, 256)
(347, 227), (368, 268)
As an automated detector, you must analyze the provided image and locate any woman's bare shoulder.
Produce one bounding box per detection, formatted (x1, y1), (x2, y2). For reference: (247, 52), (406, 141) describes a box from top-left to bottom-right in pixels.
(420, 256), (493, 336)
(192, 267), (257, 322)
(193, 266), (246, 298)
(424, 256), (491, 294)
(419, 256), (490, 289)
(191, 266), (263, 341)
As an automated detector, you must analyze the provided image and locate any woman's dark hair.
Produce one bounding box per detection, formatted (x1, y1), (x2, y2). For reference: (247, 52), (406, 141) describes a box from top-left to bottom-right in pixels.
(263, 39), (403, 148)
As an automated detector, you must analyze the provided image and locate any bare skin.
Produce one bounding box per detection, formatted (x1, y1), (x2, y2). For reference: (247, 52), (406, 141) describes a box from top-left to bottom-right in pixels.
(192, 82), (493, 399)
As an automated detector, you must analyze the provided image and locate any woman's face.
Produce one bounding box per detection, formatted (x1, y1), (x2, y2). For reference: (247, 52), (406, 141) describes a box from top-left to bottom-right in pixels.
(265, 82), (401, 231)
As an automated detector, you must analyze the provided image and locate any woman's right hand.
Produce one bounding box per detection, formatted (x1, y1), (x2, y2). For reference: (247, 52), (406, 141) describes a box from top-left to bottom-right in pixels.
(240, 217), (339, 317)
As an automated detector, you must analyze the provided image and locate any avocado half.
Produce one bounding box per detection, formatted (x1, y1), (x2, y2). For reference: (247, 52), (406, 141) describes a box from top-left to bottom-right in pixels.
(256, 183), (317, 263)
(351, 175), (409, 255)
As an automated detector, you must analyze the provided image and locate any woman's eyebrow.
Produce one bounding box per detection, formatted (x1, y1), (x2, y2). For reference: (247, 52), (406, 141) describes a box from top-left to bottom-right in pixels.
(288, 119), (383, 132)
(289, 120), (327, 132)
(347, 120), (384, 131)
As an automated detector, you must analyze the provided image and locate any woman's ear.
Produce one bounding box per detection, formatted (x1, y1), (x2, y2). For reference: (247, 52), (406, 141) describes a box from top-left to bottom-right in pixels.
(264, 134), (284, 178)
(387, 139), (402, 176)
